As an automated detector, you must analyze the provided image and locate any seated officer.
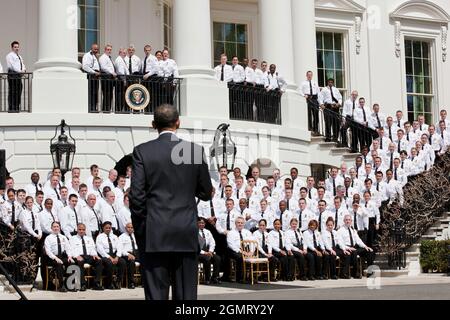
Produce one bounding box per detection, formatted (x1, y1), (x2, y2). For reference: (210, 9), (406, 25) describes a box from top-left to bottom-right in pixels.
(269, 219), (295, 281)
(96, 221), (126, 289)
(337, 214), (374, 279)
(226, 216), (254, 282)
(118, 222), (139, 289)
(303, 219), (326, 280)
(252, 219), (278, 281)
(198, 217), (221, 285)
(285, 218), (307, 281)
(69, 223), (104, 291)
(43, 221), (73, 292)
(321, 217), (344, 280)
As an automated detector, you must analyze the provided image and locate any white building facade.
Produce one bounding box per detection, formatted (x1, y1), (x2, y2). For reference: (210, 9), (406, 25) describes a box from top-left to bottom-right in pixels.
(0, 0), (449, 186)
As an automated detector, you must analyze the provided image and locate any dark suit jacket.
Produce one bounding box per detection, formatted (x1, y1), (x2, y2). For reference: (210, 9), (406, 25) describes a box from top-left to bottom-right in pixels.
(130, 132), (213, 253)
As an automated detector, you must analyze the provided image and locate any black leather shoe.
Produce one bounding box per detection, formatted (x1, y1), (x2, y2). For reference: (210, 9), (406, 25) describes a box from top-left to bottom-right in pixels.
(92, 285), (104, 291)
(80, 285), (87, 292)
(210, 278), (221, 285)
(128, 283), (136, 289)
(331, 276), (338, 280)
(308, 277), (315, 281)
(105, 285), (114, 290)
(204, 280), (210, 285)
(58, 287), (67, 293)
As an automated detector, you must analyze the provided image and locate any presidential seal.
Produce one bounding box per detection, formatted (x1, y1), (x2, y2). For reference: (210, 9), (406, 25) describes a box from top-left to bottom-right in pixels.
(125, 84), (151, 111)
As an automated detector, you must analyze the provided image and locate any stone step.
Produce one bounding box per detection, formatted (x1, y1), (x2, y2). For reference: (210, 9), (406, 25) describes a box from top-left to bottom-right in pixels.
(311, 136), (326, 144)
(343, 153), (360, 162)
(318, 142), (338, 149)
(380, 269), (410, 277)
(330, 147), (352, 155)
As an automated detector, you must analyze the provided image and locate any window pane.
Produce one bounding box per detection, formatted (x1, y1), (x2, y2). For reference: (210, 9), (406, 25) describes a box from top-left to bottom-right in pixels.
(237, 44), (247, 60)
(414, 58), (423, 75)
(318, 69), (325, 87)
(236, 24), (247, 44)
(214, 41), (225, 61)
(316, 32), (323, 50)
(164, 27), (169, 47)
(334, 33), (342, 51)
(213, 23), (224, 41)
(86, 30), (97, 48)
(414, 96), (424, 113)
(335, 70), (344, 88)
(323, 33), (333, 50)
(324, 51), (334, 69)
(325, 70), (335, 82)
(78, 29), (85, 53)
(334, 52), (343, 69)
(422, 42), (430, 59)
(406, 58), (413, 75)
(424, 96), (433, 113)
(225, 42), (236, 58)
(414, 76), (424, 94)
(224, 24), (236, 42)
(86, 7), (98, 30)
(413, 41), (422, 58)
(86, 0), (97, 6)
(423, 59), (430, 76)
(407, 95), (414, 113)
(424, 77), (432, 94)
(406, 76), (413, 93)
(317, 51), (324, 69)
(405, 40), (412, 57)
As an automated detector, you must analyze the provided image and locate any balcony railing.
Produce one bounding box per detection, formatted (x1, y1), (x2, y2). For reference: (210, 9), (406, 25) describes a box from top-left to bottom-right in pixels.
(0, 73), (33, 113)
(228, 83), (282, 125)
(309, 100), (378, 153)
(87, 74), (182, 114)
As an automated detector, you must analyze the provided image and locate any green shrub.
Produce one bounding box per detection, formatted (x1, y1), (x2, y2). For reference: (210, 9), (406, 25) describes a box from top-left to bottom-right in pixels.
(420, 240), (450, 273)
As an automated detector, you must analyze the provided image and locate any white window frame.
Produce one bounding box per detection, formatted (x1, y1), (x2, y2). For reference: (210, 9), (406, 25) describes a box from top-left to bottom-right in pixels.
(162, 0), (173, 52)
(77, 0), (103, 58)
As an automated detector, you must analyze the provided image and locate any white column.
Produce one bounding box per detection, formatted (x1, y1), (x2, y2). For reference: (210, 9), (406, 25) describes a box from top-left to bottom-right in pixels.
(259, 0), (295, 88)
(292, 0), (317, 86)
(32, 0), (87, 113)
(173, 0), (214, 78)
(34, 0), (81, 72)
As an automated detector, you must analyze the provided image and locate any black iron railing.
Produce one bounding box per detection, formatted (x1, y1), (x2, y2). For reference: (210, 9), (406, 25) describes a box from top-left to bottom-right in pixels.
(228, 83), (282, 125)
(0, 73), (32, 113)
(310, 100), (378, 153)
(87, 74), (182, 114)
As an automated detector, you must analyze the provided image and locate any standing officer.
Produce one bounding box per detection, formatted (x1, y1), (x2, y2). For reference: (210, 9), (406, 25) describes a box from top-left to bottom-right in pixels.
(114, 48), (130, 113)
(319, 78), (342, 142)
(118, 222), (140, 289)
(99, 45), (117, 113)
(82, 44), (100, 112)
(300, 71), (320, 134)
(6, 41), (26, 112)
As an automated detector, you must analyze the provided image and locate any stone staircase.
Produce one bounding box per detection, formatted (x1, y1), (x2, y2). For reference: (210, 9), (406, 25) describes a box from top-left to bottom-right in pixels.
(310, 135), (359, 167)
(373, 212), (450, 277)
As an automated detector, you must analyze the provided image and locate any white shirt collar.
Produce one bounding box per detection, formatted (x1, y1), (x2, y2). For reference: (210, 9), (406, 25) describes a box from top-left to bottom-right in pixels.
(159, 131), (177, 137)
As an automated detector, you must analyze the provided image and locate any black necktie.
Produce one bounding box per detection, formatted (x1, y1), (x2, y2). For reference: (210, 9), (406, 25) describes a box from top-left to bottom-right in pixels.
(349, 228), (354, 247)
(407, 132), (410, 141)
(278, 231), (283, 249)
(261, 232), (266, 249)
(345, 188), (349, 198)
(92, 208), (101, 231)
(11, 202), (15, 224)
(442, 132), (444, 140)
(333, 178), (336, 196)
(353, 211), (358, 230)
(398, 120), (401, 127)
(313, 231), (318, 248)
(376, 114), (381, 128)
(50, 211), (56, 223)
(107, 234), (114, 256)
(318, 212), (322, 232)
(17, 54), (23, 71)
(362, 107), (367, 123)
(389, 127), (392, 141)
(308, 189), (312, 199)
(294, 231), (301, 248)
(394, 169), (398, 180)
(54, 188), (60, 201)
(280, 211), (283, 228)
(226, 211), (231, 231)
(57, 235), (62, 256)
(398, 141), (401, 153)
(111, 205), (120, 229)
(390, 153), (394, 169)
(331, 231), (336, 248)
(380, 138), (384, 149)
(73, 208), (79, 226)
(334, 209), (338, 230)
(352, 100), (355, 119)
(31, 210), (36, 231)
(401, 161), (404, 169)
(143, 56), (148, 74)
(239, 230), (244, 242)
(330, 86), (338, 103)
(309, 81), (313, 95)
(236, 189), (240, 199)
(35, 183), (39, 195)
(376, 183), (379, 192)
(128, 55), (133, 74)
(299, 210), (303, 229)
(130, 234), (137, 252)
(209, 200), (215, 217)
(429, 134), (432, 145)
(81, 236), (87, 256)
(221, 65), (225, 81)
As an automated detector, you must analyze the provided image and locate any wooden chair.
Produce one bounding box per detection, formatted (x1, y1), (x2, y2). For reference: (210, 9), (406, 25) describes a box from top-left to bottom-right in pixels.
(240, 240), (270, 285)
(83, 263), (95, 288)
(44, 266), (59, 291)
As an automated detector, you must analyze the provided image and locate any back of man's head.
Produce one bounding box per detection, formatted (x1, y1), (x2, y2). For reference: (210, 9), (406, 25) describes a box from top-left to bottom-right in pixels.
(153, 104), (179, 132)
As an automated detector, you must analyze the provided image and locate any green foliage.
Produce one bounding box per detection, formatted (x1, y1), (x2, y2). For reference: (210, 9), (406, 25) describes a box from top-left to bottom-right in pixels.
(420, 240), (450, 273)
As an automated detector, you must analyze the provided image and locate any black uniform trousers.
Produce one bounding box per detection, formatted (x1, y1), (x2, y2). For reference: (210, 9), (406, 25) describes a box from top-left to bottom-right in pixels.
(291, 251), (307, 279)
(273, 250), (295, 281)
(115, 76), (128, 113)
(366, 217), (378, 248)
(88, 73), (100, 112)
(199, 253), (221, 282)
(324, 248), (344, 278)
(8, 73), (22, 112)
(122, 255), (138, 286)
(73, 256), (103, 286)
(307, 96), (319, 133)
(227, 249), (244, 282)
(306, 249), (323, 278)
(101, 74), (115, 112)
(44, 253), (70, 286)
(324, 104), (340, 141)
(101, 255), (126, 287)
(141, 252), (198, 300)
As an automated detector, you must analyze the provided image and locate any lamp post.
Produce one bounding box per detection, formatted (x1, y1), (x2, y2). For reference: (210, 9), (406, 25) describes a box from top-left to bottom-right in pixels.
(210, 124), (237, 173)
(50, 120), (76, 183)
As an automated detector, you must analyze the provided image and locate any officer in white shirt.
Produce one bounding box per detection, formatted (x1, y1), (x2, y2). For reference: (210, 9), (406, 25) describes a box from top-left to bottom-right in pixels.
(114, 48), (130, 113)
(44, 222), (73, 292)
(81, 194), (102, 239)
(59, 194), (82, 239)
(395, 129), (410, 155)
(113, 175), (127, 211)
(342, 90), (358, 122)
(251, 199), (275, 229)
(214, 54), (233, 82)
(392, 158), (407, 186)
(6, 41), (26, 112)
(101, 191), (121, 236)
(269, 219), (295, 281)
(198, 218), (221, 284)
(243, 186), (260, 212)
(82, 43), (100, 112)
(124, 45), (142, 75)
(428, 125), (443, 155)
(230, 56), (246, 84)
(1, 189), (21, 231)
(326, 167), (344, 197)
(321, 217), (344, 280)
(394, 110), (407, 129)
(20, 196), (42, 241)
(226, 216), (254, 282)
(44, 175), (62, 203)
(96, 221), (126, 289)
(101, 169), (118, 191)
(362, 191), (380, 248)
(25, 172), (43, 199)
(373, 172), (388, 202)
(368, 103), (386, 130)
(216, 199), (241, 235)
(117, 193), (131, 234)
(404, 122), (418, 146)
(399, 151), (413, 176)
(436, 110), (450, 134)
(349, 201), (368, 242)
(336, 215), (374, 278)
(354, 97), (372, 149)
(99, 44), (117, 112)
(118, 223), (139, 289)
(319, 78), (342, 142)
(383, 143), (400, 171)
(264, 64), (287, 123)
(39, 198), (59, 236)
(385, 117), (399, 143)
(290, 168), (306, 194)
(252, 219), (278, 281)
(276, 200), (293, 232)
(141, 44), (159, 78)
(283, 188), (299, 213)
(300, 71), (320, 133)
(385, 169), (404, 203)
(69, 223), (103, 291)
(302, 219), (326, 280)
(285, 217), (307, 280)
(418, 115), (429, 132)
(160, 49), (180, 106)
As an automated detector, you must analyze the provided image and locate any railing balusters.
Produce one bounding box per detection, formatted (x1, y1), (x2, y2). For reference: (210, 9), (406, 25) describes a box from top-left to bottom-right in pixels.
(0, 72), (32, 113)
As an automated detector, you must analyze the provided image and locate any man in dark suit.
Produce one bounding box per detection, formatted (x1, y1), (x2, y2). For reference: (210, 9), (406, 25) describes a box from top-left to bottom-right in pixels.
(130, 104), (213, 300)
